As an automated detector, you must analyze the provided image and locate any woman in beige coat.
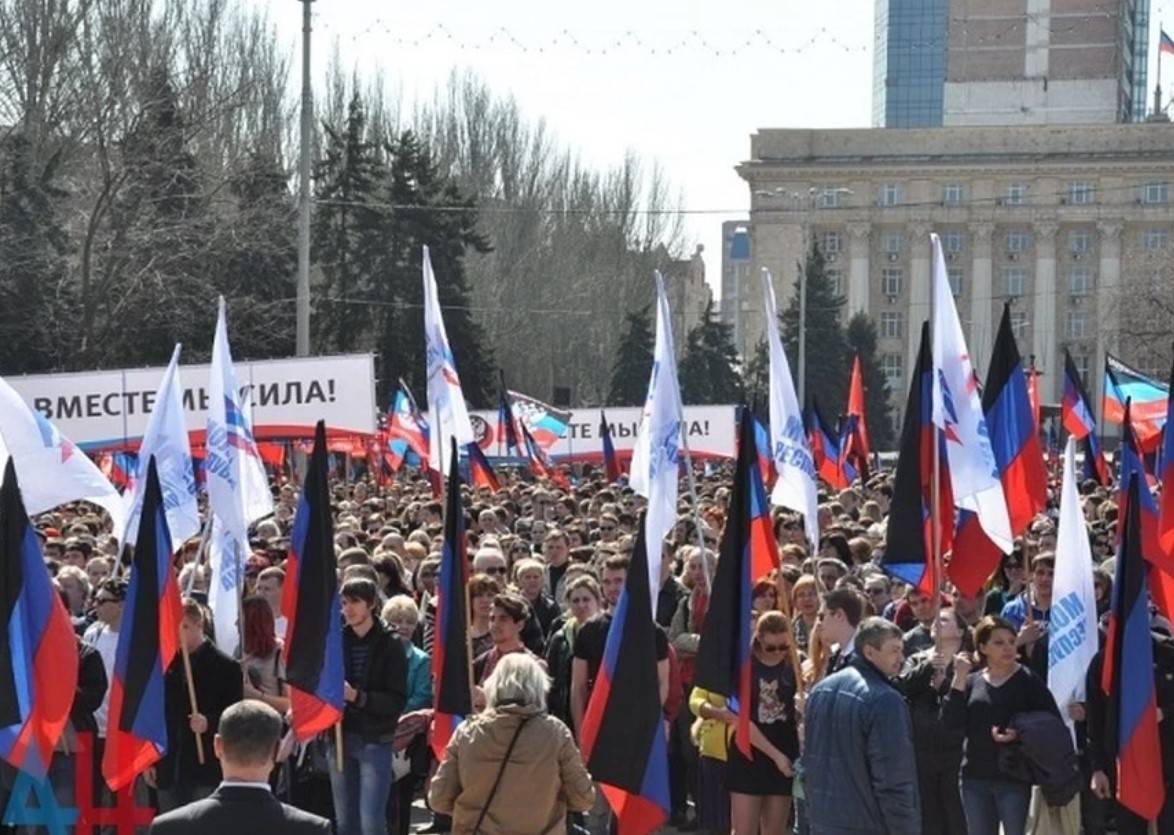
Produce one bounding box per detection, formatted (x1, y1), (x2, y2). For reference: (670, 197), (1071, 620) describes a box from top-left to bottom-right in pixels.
(429, 653), (595, 835)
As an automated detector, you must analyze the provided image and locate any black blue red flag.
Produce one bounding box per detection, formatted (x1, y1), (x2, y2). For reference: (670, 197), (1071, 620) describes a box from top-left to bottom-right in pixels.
(102, 457), (183, 791)
(579, 515), (670, 835)
(282, 421), (344, 741)
(431, 439), (473, 760)
(600, 410), (623, 483)
(0, 460), (79, 778)
(694, 408), (778, 757)
(465, 442), (501, 492)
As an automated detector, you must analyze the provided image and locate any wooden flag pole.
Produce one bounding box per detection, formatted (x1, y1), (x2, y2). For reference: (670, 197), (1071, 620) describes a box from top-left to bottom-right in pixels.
(179, 637), (205, 764)
(775, 572), (806, 695)
(334, 722), (344, 771)
(930, 245), (945, 657)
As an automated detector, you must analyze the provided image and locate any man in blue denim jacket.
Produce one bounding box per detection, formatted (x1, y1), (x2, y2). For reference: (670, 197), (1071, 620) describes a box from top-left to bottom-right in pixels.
(804, 617), (921, 834)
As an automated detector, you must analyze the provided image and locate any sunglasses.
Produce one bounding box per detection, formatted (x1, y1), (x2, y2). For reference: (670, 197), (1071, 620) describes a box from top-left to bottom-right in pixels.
(484, 567), (508, 576)
(866, 587), (887, 595)
(600, 526), (616, 533)
(761, 642), (788, 653)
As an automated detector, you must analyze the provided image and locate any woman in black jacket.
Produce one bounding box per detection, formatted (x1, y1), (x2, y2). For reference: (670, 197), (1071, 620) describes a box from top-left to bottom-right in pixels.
(330, 577), (408, 835)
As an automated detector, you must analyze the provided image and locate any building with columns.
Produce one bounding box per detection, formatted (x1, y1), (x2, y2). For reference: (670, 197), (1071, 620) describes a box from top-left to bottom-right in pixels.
(735, 122), (1174, 427)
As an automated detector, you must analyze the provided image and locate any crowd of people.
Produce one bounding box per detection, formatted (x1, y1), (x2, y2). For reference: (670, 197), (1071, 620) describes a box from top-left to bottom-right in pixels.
(4, 453), (1171, 835)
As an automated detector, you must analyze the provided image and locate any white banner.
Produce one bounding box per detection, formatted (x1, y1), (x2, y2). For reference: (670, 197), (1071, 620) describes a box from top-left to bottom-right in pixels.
(467, 405), (736, 460)
(5, 354), (376, 449)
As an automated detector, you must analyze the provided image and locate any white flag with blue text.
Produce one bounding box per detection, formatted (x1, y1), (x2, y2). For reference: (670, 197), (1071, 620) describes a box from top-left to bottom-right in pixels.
(762, 269), (820, 551)
(629, 271), (682, 598)
(1047, 436), (1098, 739)
(0, 376), (127, 536)
(930, 233), (1013, 553)
(423, 245), (474, 477)
(123, 344), (200, 553)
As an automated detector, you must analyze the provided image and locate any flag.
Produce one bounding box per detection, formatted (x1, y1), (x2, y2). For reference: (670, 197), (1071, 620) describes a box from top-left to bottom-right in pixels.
(431, 439), (473, 761)
(423, 245), (475, 477)
(1047, 437), (1098, 741)
(1026, 360), (1042, 431)
(1062, 350), (1099, 440)
(497, 380), (522, 457)
(600, 410), (623, 483)
(844, 354), (871, 480)
(1161, 28), (1174, 56)
(1081, 433), (1111, 487)
(0, 460), (79, 779)
(521, 424), (569, 489)
(388, 383), (431, 462)
(931, 233), (1012, 554)
(102, 458), (183, 791)
(694, 409), (778, 758)
(1161, 354), (1174, 557)
(465, 442), (500, 492)
(206, 298), (273, 658)
(1116, 400), (1174, 619)
(0, 375), (126, 536)
(882, 322), (952, 593)
(282, 421), (344, 741)
(761, 268), (819, 552)
(1102, 475), (1166, 821)
(579, 513), (670, 835)
(1104, 355), (1168, 452)
(508, 390), (571, 450)
(630, 271), (683, 600)
(806, 398), (851, 490)
(123, 345), (199, 553)
(753, 415), (775, 490)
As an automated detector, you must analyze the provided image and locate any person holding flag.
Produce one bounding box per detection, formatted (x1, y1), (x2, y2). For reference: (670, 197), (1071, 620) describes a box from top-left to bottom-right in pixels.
(761, 268), (819, 553)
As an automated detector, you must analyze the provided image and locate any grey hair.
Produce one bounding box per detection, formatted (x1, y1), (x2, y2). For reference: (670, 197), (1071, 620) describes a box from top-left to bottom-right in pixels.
(483, 653), (551, 711)
(853, 616), (904, 656)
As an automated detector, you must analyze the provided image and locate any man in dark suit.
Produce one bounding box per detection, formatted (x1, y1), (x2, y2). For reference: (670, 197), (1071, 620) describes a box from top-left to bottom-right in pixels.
(148, 699), (330, 834)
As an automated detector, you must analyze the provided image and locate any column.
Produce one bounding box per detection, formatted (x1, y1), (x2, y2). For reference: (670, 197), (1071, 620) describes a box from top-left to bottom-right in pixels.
(1095, 221), (1123, 414)
(749, 217), (803, 355)
(1031, 222), (1058, 403)
(846, 222), (871, 317)
(907, 223), (932, 374)
(968, 223), (995, 373)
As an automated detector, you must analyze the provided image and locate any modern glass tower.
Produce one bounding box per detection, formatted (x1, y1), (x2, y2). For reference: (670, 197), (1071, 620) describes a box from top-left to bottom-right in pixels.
(872, 0), (948, 127)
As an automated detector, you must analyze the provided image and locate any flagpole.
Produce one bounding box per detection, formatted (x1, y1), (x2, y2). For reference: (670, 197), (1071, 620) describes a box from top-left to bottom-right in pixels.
(179, 634), (206, 764)
(774, 573), (806, 694)
(671, 379), (712, 592)
(929, 237), (945, 652)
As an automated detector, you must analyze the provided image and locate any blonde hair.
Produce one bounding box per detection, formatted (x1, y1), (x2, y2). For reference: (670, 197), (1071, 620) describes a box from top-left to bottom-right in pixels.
(381, 594), (419, 624)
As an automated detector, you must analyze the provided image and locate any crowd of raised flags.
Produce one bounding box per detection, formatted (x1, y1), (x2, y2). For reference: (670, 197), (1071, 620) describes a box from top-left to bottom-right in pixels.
(0, 234), (1173, 832)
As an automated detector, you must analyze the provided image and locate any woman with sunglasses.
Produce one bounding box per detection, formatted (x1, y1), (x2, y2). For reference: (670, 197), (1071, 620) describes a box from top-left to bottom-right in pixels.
(724, 612), (800, 835)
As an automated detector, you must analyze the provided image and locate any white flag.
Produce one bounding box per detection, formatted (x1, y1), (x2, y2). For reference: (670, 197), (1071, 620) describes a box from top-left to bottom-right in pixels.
(762, 269), (820, 551)
(207, 516), (246, 656)
(930, 233), (1013, 553)
(423, 245), (474, 477)
(629, 271), (682, 599)
(1047, 436), (1098, 740)
(207, 296), (273, 540)
(0, 376), (126, 535)
(123, 344), (200, 553)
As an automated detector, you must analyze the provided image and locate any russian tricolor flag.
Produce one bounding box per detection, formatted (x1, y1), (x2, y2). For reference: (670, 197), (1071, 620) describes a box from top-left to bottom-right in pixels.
(1102, 475), (1166, 820)
(431, 439), (472, 761)
(465, 442), (500, 492)
(0, 460), (79, 779)
(883, 322), (952, 594)
(694, 409), (779, 758)
(579, 513), (670, 835)
(102, 457), (183, 791)
(282, 421), (344, 741)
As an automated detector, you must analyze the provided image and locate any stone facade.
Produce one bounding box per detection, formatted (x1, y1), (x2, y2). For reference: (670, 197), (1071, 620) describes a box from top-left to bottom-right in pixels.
(735, 122), (1174, 427)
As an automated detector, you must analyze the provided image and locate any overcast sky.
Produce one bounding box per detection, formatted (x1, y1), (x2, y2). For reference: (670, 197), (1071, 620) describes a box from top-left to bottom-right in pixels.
(264, 0), (1173, 299)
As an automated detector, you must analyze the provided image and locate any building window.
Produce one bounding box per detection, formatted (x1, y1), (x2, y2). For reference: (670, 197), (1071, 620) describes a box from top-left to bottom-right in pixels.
(821, 231), (842, 254)
(817, 187), (843, 209)
(882, 267), (903, 296)
(1006, 230), (1029, 254)
(1074, 354), (1091, 386)
(943, 183), (964, 206)
(942, 231), (965, 253)
(827, 269), (844, 296)
(1068, 268), (1092, 296)
(883, 232), (903, 254)
(1010, 311), (1029, 339)
(1142, 182), (1169, 204)
(879, 183), (902, 207)
(1006, 182), (1027, 206)
(1144, 227), (1168, 250)
(947, 267), (964, 297)
(1067, 311), (1089, 339)
(1003, 267), (1027, 297)
(1067, 182), (1092, 205)
(1068, 230), (1090, 254)
(882, 354), (904, 389)
(880, 312), (904, 339)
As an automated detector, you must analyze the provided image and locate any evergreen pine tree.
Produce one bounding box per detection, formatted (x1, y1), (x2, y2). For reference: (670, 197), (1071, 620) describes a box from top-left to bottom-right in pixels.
(781, 242), (851, 414)
(680, 298), (742, 404)
(607, 306), (654, 405)
(845, 312), (896, 449)
(741, 339), (769, 414)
